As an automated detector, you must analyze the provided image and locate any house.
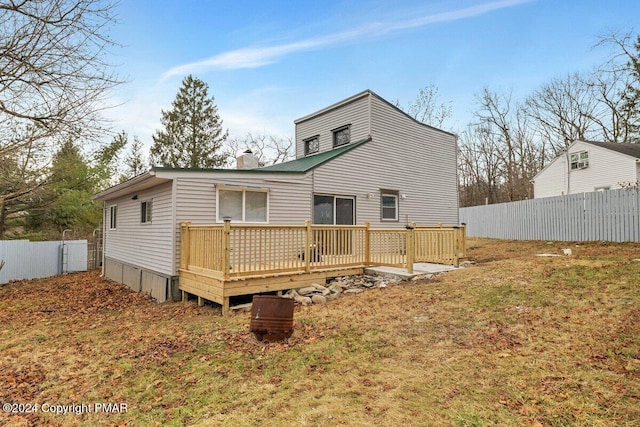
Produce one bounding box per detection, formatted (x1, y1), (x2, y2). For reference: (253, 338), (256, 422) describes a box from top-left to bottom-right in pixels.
(92, 89), (459, 302)
(533, 140), (640, 198)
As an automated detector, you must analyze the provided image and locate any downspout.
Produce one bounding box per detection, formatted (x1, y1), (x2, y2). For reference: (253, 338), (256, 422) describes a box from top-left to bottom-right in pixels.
(565, 150), (571, 195)
(311, 170), (315, 221)
(100, 205), (106, 277)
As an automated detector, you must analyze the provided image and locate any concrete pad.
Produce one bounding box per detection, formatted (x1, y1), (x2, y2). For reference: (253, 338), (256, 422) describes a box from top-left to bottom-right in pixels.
(365, 263), (460, 280)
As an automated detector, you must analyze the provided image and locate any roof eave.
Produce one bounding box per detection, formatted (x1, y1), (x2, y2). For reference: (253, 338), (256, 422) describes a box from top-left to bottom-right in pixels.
(294, 90), (372, 124)
(92, 171), (171, 201)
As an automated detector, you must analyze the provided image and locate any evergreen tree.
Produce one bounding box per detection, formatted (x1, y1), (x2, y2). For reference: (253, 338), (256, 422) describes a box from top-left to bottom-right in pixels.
(150, 75), (228, 168)
(123, 135), (146, 179)
(26, 139), (101, 237)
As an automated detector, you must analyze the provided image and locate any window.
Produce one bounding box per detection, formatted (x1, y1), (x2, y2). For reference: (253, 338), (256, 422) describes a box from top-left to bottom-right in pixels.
(332, 125), (350, 147)
(218, 188), (268, 223)
(381, 191), (398, 221)
(570, 151), (589, 170)
(141, 200), (152, 223)
(109, 205), (117, 229)
(304, 136), (319, 155)
(313, 195), (354, 225)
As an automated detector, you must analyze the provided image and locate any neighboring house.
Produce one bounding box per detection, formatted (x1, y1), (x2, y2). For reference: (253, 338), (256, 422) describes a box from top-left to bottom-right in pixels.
(533, 140), (640, 199)
(92, 89), (459, 301)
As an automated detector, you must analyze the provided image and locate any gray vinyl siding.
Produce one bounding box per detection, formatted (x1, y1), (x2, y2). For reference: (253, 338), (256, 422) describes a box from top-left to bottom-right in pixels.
(104, 181), (174, 276)
(310, 96), (458, 227)
(174, 174), (313, 225)
(173, 173), (313, 270)
(296, 94), (371, 158)
(369, 96), (458, 225)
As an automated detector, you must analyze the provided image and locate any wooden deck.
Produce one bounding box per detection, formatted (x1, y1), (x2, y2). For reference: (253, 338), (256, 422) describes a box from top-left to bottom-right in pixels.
(179, 221), (465, 315)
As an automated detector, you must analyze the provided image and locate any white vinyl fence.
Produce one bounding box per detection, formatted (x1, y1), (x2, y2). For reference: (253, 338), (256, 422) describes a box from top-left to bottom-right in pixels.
(0, 240), (87, 285)
(460, 189), (640, 242)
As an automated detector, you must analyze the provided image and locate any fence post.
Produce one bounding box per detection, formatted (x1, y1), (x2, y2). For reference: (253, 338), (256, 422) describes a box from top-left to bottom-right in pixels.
(364, 222), (370, 266)
(453, 226), (460, 268)
(222, 219), (231, 280)
(406, 224), (415, 274)
(180, 222), (192, 270)
(304, 220), (312, 273)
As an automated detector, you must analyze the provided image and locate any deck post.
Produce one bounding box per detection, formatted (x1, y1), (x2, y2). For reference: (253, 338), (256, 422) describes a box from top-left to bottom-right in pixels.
(180, 221), (192, 270)
(364, 222), (371, 266)
(406, 224), (415, 274)
(222, 219), (231, 280)
(304, 220), (311, 273)
(460, 223), (466, 258)
(222, 298), (230, 316)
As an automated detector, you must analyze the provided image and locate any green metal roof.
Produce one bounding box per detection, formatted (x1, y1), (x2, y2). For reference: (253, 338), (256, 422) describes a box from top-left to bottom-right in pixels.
(258, 137), (370, 172)
(151, 137), (370, 175)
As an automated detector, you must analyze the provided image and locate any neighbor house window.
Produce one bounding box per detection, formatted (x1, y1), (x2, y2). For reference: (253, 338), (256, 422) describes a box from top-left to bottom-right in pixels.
(141, 200), (152, 223)
(381, 191), (398, 221)
(109, 205), (117, 229)
(570, 151), (589, 170)
(218, 188), (268, 223)
(304, 136), (319, 155)
(332, 125), (350, 147)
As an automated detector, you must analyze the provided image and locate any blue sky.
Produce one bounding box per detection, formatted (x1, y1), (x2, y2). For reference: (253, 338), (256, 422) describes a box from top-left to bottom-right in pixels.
(105, 0), (639, 152)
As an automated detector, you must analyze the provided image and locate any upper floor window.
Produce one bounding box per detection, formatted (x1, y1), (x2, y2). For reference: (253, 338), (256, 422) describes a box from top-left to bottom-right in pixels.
(109, 205), (117, 229)
(304, 136), (319, 156)
(570, 151), (589, 170)
(141, 200), (152, 224)
(333, 125), (350, 147)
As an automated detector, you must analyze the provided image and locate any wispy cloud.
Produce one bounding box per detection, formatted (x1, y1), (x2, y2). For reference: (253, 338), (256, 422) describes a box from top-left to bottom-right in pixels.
(162, 0), (532, 80)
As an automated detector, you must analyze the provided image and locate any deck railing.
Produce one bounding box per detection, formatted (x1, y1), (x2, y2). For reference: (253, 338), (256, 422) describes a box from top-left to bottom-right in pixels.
(180, 220), (465, 279)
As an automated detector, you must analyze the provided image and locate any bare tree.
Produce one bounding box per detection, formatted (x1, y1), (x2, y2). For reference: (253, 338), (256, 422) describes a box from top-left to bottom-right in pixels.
(525, 73), (600, 155)
(596, 31), (640, 142)
(0, 0), (121, 209)
(226, 132), (294, 167)
(458, 125), (504, 206)
(401, 85), (452, 129)
(463, 88), (547, 205)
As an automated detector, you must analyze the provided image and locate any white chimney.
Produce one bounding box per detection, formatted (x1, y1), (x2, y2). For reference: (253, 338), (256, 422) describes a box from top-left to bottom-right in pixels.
(236, 149), (259, 169)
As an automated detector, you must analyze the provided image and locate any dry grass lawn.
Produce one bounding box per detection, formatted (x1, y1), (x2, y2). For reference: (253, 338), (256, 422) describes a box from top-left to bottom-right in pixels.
(1, 238), (639, 426)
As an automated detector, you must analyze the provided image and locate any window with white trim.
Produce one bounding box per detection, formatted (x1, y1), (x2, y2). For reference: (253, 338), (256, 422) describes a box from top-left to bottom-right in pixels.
(141, 200), (152, 223)
(218, 188), (268, 223)
(109, 205), (117, 229)
(381, 191), (399, 221)
(570, 151), (589, 170)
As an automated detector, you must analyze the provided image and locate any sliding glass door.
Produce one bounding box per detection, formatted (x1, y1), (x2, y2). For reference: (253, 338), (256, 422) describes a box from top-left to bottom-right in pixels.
(313, 195), (355, 225)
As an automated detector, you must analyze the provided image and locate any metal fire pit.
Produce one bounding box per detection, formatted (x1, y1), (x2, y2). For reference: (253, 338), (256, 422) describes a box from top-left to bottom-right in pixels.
(249, 295), (294, 342)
